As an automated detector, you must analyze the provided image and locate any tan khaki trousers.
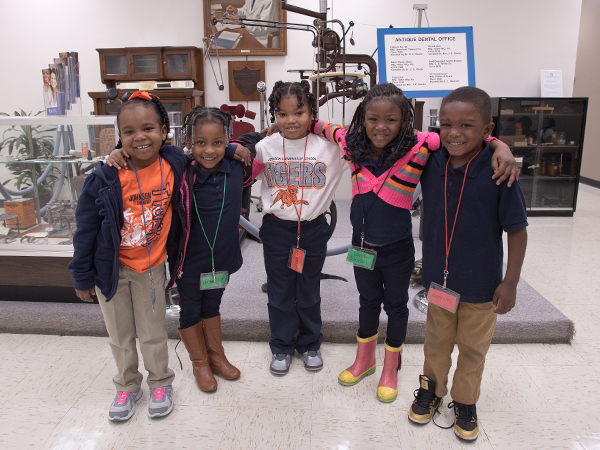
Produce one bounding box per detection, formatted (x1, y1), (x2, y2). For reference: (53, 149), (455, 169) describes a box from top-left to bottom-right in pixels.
(423, 301), (496, 405)
(97, 262), (175, 392)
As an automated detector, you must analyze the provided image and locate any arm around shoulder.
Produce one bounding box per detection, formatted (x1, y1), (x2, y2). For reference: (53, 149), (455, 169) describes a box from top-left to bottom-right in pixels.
(309, 119), (347, 146)
(415, 131), (440, 152)
(488, 138), (519, 187)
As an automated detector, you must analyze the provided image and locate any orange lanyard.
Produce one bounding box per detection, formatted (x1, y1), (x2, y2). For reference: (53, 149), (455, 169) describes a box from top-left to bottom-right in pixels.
(443, 148), (482, 287)
(282, 134), (308, 247)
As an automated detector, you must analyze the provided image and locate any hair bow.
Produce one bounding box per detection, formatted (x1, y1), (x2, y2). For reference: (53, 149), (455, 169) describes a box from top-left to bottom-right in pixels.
(129, 91), (159, 102)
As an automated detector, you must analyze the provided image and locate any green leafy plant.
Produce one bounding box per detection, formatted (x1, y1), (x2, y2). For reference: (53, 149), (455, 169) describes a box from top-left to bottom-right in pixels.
(0, 109), (59, 190)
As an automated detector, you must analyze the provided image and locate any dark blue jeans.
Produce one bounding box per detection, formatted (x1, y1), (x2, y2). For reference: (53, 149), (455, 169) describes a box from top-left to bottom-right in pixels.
(260, 213), (332, 355)
(177, 282), (224, 329)
(352, 234), (415, 348)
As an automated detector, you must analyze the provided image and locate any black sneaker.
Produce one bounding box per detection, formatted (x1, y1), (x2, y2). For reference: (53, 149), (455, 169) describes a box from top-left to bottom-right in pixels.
(449, 401), (479, 441)
(408, 375), (442, 424)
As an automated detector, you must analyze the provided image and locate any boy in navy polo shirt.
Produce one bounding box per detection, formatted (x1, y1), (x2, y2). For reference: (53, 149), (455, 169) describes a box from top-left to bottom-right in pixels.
(408, 86), (528, 441)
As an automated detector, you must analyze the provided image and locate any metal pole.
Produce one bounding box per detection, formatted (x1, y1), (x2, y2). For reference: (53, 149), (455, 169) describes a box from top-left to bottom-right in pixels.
(257, 81), (267, 129)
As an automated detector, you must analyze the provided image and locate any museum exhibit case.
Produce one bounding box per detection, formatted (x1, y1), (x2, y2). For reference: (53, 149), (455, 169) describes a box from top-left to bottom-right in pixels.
(492, 97), (588, 216)
(90, 46), (205, 117)
(0, 115), (116, 292)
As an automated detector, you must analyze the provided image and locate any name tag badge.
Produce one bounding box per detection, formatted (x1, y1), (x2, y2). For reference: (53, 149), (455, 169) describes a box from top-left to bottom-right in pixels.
(346, 246), (377, 270)
(428, 282), (460, 313)
(200, 271), (228, 290)
(288, 247), (306, 273)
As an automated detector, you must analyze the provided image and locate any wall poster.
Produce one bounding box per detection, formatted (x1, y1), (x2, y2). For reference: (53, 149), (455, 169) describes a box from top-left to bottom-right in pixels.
(377, 27), (475, 98)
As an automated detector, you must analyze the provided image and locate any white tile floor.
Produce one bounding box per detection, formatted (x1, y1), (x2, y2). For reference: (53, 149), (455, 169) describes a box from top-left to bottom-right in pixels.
(2, 184), (599, 450)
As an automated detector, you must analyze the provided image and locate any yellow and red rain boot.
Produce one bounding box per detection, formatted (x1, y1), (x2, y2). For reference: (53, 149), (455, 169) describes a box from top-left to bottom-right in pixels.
(338, 333), (378, 386)
(376, 342), (403, 403)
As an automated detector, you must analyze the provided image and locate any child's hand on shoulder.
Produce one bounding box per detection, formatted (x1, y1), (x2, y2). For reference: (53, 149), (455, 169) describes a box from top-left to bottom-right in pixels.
(492, 281), (517, 314)
(106, 148), (131, 170)
(261, 123), (280, 136)
(234, 145), (251, 166)
(490, 140), (519, 187)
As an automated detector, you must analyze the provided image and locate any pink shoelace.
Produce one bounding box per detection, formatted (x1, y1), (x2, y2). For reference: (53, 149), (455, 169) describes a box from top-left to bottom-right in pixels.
(152, 388), (166, 400)
(115, 391), (132, 404)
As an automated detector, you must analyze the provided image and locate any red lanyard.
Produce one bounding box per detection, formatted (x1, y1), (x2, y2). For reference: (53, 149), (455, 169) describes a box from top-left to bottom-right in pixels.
(282, 134), (308, 247)
(443, 148), (482, 287)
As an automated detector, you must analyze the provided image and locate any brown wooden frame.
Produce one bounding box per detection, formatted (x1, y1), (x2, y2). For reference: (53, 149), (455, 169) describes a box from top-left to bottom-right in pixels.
(203, 0), (287, 56)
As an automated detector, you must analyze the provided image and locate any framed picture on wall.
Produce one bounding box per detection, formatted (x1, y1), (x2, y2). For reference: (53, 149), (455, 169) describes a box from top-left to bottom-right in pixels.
(204, 0), (287, 56)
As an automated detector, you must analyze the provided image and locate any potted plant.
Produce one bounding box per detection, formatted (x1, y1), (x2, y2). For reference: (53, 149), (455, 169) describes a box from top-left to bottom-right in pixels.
(0, 109), (59, 206)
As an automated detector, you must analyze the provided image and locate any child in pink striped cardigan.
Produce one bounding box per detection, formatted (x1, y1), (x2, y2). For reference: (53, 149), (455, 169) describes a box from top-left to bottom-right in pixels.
(307, 83), (517, 403)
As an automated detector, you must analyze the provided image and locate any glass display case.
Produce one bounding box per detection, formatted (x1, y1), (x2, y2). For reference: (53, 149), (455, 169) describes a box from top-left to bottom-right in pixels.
(0, 116), (116, 289)
(492, 97), (588, 216)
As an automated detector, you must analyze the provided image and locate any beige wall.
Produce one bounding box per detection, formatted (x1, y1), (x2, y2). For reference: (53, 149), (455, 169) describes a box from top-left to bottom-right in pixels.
(574, 0), (600, 183)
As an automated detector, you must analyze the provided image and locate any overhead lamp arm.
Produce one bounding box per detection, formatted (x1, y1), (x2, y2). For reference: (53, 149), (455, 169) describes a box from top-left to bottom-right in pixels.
(211, 17), (317, 39)
(280, 0), (327, 20)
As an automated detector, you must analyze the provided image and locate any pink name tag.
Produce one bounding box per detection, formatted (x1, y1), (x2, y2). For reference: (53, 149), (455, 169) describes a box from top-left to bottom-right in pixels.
(428, 282), (460, 313)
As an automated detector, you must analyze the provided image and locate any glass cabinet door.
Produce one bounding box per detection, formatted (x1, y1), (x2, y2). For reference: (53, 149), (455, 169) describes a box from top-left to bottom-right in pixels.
(129, 49), (162, 79)
(493, 98), (587, 216)
(162, 48), (194, 80)
(100, 52), (129, 81)
(104, 55), (127, 76)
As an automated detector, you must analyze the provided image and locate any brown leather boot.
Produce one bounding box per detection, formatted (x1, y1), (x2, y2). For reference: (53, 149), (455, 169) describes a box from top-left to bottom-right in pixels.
(178, 322), (218, 392)
(202, 315), (241, 380)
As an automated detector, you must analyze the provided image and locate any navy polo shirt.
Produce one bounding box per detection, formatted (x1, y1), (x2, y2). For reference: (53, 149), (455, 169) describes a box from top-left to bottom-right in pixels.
(178, 158), (245, 285)
(420, 141), (528, 303)
(350, 152), (413, 246)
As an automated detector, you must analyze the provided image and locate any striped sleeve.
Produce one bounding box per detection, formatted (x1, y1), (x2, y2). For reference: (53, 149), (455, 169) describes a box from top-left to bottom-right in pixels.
(310, 120), (347, 146)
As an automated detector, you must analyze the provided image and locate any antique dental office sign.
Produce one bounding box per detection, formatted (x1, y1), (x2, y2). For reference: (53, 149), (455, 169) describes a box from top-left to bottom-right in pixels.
(377, 27), (475, 98)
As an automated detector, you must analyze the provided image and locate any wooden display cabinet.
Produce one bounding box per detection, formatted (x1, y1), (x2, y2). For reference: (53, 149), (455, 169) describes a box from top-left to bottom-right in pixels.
(97, 46), (204, 89)
(89, 89), (204, 118)
(92, 46), (205, 118)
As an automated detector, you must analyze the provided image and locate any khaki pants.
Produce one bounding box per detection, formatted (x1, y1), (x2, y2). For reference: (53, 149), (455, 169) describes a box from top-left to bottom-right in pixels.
(97, 262), (175, 392)
(423, 301), (496, 405)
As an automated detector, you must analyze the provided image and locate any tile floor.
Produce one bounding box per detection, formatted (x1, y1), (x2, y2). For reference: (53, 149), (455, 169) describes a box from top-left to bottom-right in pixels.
(2, 184), (600, 450)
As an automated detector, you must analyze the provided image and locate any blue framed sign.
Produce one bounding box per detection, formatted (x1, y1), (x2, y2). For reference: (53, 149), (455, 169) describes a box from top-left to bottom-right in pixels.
(377, 27), (475, 98)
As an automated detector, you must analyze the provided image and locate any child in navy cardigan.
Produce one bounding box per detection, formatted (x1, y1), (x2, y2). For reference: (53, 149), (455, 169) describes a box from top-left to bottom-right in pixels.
(168, 106), (262, 393)
(107, 106), (260, 394)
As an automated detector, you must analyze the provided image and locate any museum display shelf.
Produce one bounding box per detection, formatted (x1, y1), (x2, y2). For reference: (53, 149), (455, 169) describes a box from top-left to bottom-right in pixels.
(0, 115), (116, 293)
(492, 97), (588, 216)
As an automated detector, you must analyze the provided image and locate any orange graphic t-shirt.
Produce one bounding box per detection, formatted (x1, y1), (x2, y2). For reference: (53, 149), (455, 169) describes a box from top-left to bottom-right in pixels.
(118, 156), (174, 273)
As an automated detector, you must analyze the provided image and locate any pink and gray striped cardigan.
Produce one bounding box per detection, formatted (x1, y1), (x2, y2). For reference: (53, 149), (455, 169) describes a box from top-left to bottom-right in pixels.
(309, 120), (440, 210)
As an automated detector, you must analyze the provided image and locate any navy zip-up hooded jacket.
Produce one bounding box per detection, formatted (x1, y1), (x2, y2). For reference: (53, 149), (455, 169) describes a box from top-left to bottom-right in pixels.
(68, 146), (189, 301)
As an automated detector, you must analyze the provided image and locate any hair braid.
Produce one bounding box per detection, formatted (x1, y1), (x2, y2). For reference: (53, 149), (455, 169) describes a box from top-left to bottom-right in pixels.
(268, 80), (318, 123)
(345, 83), (415, 169)
(115, 93), (170, 149)
(182, 106), (233, 150)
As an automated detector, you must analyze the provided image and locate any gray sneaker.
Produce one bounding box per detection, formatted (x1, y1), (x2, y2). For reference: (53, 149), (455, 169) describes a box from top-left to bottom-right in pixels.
(303, 350), (323, 371)
(148, 385), (174, 418)
(270, 353), (292, 375)
(108, 390), (142, 422)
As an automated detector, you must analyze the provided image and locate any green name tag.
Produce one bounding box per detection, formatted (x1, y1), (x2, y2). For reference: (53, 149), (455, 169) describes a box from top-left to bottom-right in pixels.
(346, 246), (377, 270)
(200, 271), (228, 290)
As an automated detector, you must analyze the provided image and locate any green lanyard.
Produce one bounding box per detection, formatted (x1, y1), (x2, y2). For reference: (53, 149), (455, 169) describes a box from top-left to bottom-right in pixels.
(192, 172), (227, 275)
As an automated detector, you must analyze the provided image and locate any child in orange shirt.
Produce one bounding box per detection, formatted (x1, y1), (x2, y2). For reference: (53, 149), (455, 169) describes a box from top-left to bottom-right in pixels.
(70, 92), (185, 421)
